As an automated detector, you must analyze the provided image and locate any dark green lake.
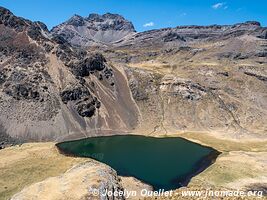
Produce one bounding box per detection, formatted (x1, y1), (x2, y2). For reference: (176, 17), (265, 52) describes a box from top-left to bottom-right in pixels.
(56, 135), (219, 190)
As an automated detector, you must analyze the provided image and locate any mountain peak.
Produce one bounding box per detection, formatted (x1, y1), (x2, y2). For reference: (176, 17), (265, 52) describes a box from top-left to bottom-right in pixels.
(85, 12), (135, 32)
(66, 14), (85, 26)
(62, 12), (136, 32)
(52, 12), (136, 46)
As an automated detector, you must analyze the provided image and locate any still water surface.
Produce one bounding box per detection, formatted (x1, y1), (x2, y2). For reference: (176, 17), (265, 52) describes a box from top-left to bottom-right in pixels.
(57, 135), (219, 190)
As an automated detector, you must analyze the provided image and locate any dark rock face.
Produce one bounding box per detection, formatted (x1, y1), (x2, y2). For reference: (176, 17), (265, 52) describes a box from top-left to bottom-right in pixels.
(4, 84), (40, 100)
(54, 37), (88, 64)
(85, 53), (106, 71)
(27, 23), (47, 41)
(60, 87), (90, 104)
(70, 53), (107, 77)
(58, 52), (115, 118)
(0, 6), (28, 31)
(65, 52), (115, 87)
(0, 25), (51, 103)
(76, 97), (100, 117)
(60, 86), (100, 118)
(3, 68), (51, 102)
(163, 32), (186, 42)
(52, 35), (69, 45)
(0, 25), (51, 102)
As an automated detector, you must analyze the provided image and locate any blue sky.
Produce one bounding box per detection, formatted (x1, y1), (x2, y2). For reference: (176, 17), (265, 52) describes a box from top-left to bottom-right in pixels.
(0, 0), (266, 31)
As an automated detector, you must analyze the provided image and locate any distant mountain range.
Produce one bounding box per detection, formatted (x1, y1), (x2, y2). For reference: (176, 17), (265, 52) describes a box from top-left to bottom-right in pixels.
(50, 12), (267, 48)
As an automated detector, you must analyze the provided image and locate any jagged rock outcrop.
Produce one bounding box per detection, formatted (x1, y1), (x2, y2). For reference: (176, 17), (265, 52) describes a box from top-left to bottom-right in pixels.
(60, 85), (101, 118)
(51, 13), (136, 46)
(11, 161), (125, 200)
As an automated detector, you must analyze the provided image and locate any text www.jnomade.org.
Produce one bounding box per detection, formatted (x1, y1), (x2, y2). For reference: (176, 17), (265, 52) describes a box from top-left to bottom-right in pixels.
(89, 187), (264, 198)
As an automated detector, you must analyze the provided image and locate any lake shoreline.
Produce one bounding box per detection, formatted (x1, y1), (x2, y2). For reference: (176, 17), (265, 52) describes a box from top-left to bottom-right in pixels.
(56, 134), (221, 191)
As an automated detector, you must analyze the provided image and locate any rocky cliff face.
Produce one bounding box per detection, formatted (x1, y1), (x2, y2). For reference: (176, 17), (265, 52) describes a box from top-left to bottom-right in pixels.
(0, 7), (139, 142)
(51, 13), (135, 47)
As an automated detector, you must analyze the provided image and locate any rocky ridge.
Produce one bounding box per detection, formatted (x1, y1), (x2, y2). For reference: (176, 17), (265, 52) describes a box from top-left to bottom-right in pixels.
(114, 21), (267, 48)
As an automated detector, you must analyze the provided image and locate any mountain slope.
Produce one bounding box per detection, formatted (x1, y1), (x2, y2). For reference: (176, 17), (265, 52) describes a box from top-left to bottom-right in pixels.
(100, 22), (267, 141)
(0, 7), (140, 143)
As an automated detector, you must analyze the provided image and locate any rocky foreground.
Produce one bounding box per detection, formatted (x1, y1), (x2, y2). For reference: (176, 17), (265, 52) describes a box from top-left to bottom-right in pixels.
(11, 161), (125, 200)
